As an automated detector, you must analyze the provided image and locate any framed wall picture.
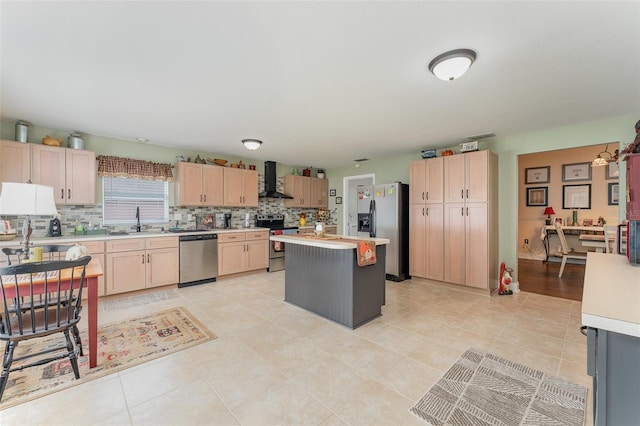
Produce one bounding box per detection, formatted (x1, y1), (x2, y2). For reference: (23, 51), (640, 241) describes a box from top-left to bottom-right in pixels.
(562, 162), (592, 182)
(335, 196), (342, 204)
(329, 189), (337, 196)
(563, 184), (591, 209)
(525, 166), (550, 184)
(606, 162), (619, 180)
(526, 187), (548, 206)
(608, 182), (619, 205)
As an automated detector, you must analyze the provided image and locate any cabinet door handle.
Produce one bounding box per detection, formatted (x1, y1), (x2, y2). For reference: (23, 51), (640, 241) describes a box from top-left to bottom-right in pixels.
(461, 207), (464, 216)
(466, 189), (469, 198)
(61, 189), (64, 199)
(422, 192), (425, 200)
(426, 191), (429, 200)
(203, 194), (206, 202)
(68, 189), (71, 199)
(422, 207), (425, 216)
(142, 254), (145, 264)
(466, 207), (469, 216)
(426, 207), (429, 216)
(460, 189), (464, 199)
(147, 253), (150, 263)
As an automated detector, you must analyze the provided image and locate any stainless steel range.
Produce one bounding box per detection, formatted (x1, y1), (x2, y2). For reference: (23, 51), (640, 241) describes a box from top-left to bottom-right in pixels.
(255, 214), (298, 272)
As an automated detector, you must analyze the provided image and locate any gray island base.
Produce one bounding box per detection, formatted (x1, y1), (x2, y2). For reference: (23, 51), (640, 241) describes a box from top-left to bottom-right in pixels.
(280, 237), (388, 329)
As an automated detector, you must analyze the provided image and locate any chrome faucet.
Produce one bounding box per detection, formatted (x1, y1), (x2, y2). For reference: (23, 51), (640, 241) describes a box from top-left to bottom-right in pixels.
(136, 206), (141, 232)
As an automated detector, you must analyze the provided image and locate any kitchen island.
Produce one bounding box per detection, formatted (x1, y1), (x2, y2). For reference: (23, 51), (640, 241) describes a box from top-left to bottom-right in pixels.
(270, 234), (390, 329)
(582, 253), (640, 425)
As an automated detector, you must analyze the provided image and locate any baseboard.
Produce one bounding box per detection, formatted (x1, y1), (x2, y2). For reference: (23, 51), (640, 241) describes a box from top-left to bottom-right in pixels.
(518, 251), (545, 261)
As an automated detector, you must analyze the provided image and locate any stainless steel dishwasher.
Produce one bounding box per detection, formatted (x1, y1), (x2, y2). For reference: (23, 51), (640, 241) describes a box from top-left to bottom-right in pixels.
(178, 233), (218, 288)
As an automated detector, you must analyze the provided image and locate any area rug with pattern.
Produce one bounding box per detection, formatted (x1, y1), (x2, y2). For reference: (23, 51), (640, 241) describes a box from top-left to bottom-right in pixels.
(410, 348), (587, 426)
(0, 306), (214, 409)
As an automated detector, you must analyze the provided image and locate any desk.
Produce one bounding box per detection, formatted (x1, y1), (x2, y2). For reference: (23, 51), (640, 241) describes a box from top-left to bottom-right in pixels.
(2, 258), (103, 368)
(579, 234), (607, 253)
(542, 225), (604, 261)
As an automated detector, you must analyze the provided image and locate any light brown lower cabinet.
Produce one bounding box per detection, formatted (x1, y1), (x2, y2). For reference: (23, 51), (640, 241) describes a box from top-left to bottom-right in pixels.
(106, 237), (179, 295)
(218, 230), (269, 276)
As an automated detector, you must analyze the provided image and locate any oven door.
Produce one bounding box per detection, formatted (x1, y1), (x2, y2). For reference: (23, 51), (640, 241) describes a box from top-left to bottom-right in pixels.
(268, 229), (297, 272)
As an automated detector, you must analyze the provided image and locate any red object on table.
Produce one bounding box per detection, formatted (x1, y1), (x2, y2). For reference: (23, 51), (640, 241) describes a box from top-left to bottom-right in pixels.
(544, 207), (555, 216)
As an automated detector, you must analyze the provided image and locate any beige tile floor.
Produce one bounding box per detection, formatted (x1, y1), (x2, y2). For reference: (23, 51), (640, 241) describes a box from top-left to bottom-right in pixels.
(0, 272), (593, 425)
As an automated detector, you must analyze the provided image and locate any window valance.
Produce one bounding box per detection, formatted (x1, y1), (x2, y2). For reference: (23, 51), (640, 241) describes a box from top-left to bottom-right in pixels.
(97, 155), (173, 182)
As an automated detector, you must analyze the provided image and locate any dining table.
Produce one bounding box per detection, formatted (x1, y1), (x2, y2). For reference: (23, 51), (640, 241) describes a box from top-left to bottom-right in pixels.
(2, 257), (103, 368)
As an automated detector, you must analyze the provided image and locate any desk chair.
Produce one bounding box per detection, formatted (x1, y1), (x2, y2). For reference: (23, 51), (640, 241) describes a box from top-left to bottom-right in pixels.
(554, 222), (588, 277)
(603, 225), (617, 253)
(0, 256), (91, 401)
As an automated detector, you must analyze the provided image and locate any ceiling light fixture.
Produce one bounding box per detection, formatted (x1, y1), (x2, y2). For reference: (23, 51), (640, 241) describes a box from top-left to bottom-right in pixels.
(592, 143), (618, 167)
(242, 139), (262, 150)
(428, 49), (477, 81)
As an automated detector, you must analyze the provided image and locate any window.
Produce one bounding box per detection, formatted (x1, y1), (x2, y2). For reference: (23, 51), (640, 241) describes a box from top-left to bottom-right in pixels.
(102, 177), (168, 225)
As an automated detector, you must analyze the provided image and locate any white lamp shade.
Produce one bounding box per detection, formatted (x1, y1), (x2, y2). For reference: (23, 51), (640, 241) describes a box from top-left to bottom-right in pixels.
(0, 182), (59, 216)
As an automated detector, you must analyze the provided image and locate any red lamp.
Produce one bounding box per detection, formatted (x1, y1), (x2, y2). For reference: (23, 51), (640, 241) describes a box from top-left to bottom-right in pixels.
(543, 206), (555, 225)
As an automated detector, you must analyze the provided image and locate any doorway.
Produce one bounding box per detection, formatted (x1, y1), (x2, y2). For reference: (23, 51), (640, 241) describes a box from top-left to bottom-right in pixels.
(342, 174), (374, 236)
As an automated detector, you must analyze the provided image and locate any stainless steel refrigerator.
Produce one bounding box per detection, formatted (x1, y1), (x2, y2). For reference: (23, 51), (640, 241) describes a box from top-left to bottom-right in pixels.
(356, 182), (409, 281)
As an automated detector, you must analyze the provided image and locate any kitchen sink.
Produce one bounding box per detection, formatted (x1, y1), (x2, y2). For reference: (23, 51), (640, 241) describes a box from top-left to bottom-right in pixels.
(107, 231), (130, 236)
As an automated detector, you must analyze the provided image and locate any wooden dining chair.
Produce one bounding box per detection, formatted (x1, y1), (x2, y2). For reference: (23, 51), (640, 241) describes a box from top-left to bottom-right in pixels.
(554, 222), (588, 277)
(2, 244), (73, 265)
(0, 256), (91, 402)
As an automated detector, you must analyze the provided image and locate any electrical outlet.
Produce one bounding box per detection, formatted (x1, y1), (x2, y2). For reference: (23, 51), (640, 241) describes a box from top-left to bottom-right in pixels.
(524, 239), (529, 245)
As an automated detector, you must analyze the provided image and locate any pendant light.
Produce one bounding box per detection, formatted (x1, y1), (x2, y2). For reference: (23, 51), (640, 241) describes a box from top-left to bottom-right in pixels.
(429, 49), (477, 81)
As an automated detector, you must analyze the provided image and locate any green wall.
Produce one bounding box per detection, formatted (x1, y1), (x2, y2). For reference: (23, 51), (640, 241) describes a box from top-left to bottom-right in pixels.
(325, 114), (637, 280)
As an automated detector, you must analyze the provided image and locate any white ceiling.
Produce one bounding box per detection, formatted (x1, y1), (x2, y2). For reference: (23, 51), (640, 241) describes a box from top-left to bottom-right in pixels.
(1, 1), (639, 168)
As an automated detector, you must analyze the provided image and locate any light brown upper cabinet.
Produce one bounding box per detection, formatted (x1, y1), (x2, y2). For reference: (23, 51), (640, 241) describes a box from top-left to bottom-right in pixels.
(284, 175), (328, 208)
(223, 167), (258, 207)
(409, 157), (444, 204)
(0, 140), (31, 190)
(174, 162), (224, 206)
(31, 144), (96, 205)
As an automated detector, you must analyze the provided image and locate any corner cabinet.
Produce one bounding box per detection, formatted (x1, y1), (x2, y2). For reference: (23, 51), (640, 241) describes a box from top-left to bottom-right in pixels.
(217, 230), (269, 276)
(174, 162), (224, 206)
(410, 151), (498, 294)
(31, 145), (96, 205)
(284, 175), (328, 208)
(223, 168), (259, 207)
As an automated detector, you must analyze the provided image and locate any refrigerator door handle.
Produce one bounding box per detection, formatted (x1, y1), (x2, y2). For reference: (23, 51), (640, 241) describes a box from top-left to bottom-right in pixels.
(369, 199), (376, 238)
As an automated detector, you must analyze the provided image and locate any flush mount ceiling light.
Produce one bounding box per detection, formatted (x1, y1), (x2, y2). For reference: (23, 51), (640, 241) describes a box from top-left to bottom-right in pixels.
(242, 139), (262, 150)
(428, 49), (477, 81)
(592, 143), (619, 166)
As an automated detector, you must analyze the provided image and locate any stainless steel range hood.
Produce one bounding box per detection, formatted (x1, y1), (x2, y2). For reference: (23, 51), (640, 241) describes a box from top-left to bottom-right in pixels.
(259, 161), (293, 199)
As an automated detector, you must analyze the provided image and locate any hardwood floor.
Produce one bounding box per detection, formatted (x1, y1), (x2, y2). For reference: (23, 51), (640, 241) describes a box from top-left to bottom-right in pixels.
(518, 258), (585, 301)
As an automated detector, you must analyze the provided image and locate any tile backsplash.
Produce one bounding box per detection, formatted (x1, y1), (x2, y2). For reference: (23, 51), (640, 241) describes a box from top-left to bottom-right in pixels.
(2, 175), (337, 238)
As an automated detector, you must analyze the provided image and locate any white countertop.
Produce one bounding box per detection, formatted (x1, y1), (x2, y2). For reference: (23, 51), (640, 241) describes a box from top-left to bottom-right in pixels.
(0, 227), (269, 247)
(582, 253), (640, 337)
(270, 234), (389, 250)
